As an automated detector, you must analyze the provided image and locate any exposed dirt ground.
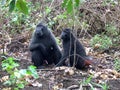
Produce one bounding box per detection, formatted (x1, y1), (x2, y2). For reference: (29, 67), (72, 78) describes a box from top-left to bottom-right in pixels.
(0, 37), (120, 90)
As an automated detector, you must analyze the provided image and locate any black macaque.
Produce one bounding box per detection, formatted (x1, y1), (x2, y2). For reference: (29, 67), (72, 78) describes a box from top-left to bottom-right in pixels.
(56, 28), (93, 69)
(29, 23), (62, 68)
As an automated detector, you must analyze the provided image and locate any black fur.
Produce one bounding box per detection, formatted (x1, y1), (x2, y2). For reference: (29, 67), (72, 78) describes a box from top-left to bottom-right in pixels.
(56, 28), (89, 69)
(29, 23), (62, 68)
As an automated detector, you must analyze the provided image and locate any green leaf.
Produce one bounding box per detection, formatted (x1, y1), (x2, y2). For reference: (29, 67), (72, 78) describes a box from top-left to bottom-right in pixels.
(9, 0), (16, 12)
(62, 0), (67, 7)
(75, 0), (79, 6)
(67, 0), (73, 14)
(28, 65), (36, 70)
(16, 0), (28, 15)
(17, 83), (25, 88)
(14, 71), (21, 78)
(28, 65), (39, 79)
(19, 69), (27, 75)
(14, 88), (19, 90)
(3, 80), (12, 86)
(84, 75), (93, 84)
(45, 7), (51, 14)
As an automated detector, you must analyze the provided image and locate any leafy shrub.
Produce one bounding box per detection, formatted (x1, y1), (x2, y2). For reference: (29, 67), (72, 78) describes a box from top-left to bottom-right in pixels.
(2, 57), (39, 90)
(90, 34), (112, 50)
(105, 24), (120, 46)
(105, 24), (119, 36)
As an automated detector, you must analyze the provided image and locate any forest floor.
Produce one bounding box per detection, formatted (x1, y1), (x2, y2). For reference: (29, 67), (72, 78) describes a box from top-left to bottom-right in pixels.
(0, 35), (120, 90)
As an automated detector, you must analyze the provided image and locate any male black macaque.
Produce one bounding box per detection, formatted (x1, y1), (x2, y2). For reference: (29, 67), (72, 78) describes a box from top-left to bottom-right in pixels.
(29, 23), (62, 68)
(56, 28), (93, 69)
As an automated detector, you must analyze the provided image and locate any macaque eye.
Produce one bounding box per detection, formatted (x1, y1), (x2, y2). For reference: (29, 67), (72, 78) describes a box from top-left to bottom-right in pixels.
(40, 26), (44, 31)
(64, 34), (67, 37)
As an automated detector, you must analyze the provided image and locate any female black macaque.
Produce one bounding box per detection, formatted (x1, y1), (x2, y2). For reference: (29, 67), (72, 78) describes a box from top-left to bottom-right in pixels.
(29, 23), (62, 68)
(56, 28), (93, 69)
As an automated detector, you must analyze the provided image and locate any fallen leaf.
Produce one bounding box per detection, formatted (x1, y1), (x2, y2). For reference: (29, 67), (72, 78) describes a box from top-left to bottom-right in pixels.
(53, 83), (63, 90)
(95, 72), (102, 78)
(55, 66), (68, 70)
(67, 85), (79, 89)
(31, 81), (42, 87)
(57, 83), (63, 89)
(64, 67), (74, 76)
(114, 51), (120, 58)
(85, 47), (92, 55)
(94, 44), (101, 49)
(0, 76), (9, 82)
(2, 87), (11, 90)
(100, 74), (108, 79)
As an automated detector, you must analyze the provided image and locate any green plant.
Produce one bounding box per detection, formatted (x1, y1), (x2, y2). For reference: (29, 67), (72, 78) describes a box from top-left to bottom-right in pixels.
(90, 34), (112, 50)
(103, 0), (118, 6)
(114, 58), (120, 72)
(62, 0), (85, 14)
(80, 75), (109, 90)
(81, 21), (90, 30)
(91, 82), (109, 90)
(1, 0), (29, 15)
(2, 57), (39, 90)
(105, 24), (120, 46)
(55, 37), (61, 45)
(105, 24), (119, 36)
(82, 75), (93, 85)
(0, 0), (33, 35)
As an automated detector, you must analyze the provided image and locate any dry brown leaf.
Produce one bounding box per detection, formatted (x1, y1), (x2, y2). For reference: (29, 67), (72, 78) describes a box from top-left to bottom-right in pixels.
(31, 81), (42, 87)
(57, 83), (63, 88)
(116, 73), (120, 78)
(94, 43), (101, 49)
(108, 74), (114, 78)
(55, 66), (68, 70)
(98, 64), (104, 68)
(94, 72), (102, 78)
(67, 85), (79, 89)
(24, 74), (33, 79)
(53, 85), (59, 90)
(26, 78), (42, 88)
(2, 87), (11, 90)
(104, 69), (120, 77)
(110, 70), (120, 78)
(53, 83), (63, 90)
(114, 51), (120, 58)
(110, 70), (118, 75)
(88, 69), (96, 75)
(81, 72), (88, 76)
(100, 74), (108, 79)
(0, 76), (9, 82)
(64, 68), (74, 76)
(85, 47), (92, 55)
